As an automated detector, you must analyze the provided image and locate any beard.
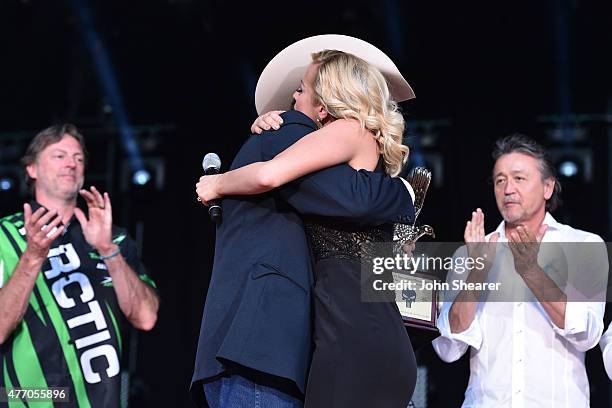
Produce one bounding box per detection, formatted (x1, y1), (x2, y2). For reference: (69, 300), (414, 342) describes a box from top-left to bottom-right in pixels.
(65, 178), (84, 199)
(500, 203), (525, 226)
(45, 176), (84, 201)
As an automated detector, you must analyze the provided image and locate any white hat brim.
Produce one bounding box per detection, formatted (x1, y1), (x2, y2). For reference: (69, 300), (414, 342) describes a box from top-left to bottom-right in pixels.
(255, 34), (415, 115)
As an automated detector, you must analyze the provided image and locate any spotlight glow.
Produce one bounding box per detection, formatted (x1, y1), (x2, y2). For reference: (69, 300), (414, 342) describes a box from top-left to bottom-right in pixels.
(132, 170), (151, 186)
(559, 161), (578, 178)
(0, 177), (13, 191)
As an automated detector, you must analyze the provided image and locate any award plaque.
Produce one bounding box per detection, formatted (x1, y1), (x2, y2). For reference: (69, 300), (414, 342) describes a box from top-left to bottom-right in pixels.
(393, 167), (440, 347)
(392, 271), (439, 330)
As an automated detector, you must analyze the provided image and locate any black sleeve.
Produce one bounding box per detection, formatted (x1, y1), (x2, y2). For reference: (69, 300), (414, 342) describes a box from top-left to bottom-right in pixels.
(112, 228), (157, 290)
(259, 113), (415, 226)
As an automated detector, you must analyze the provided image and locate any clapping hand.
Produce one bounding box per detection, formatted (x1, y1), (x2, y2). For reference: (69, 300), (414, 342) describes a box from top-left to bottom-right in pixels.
(464, 208), (499, 273)
(508, 224), (547, 277)
(23, 204), (65, 261)
(74, 186), (114, 253)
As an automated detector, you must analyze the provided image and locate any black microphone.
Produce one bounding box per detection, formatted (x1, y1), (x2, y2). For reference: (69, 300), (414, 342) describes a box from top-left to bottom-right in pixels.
(202, 153), (222, 224)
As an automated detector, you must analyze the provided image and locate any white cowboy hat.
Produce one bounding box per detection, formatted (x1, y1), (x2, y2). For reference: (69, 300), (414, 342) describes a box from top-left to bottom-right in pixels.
(255, 34), (415, 115)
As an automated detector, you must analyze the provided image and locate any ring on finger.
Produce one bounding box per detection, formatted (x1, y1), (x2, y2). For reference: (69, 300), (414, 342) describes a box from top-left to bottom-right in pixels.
(46, 227), (58, 238)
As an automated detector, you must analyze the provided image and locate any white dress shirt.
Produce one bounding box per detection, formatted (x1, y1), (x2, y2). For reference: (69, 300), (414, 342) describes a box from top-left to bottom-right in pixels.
(600, 323), (612, 380)
(433, 213), (608, 408)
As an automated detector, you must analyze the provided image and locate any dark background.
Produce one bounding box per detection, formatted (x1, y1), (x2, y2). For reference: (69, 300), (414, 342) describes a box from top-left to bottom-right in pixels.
(1, 0), (611, 406)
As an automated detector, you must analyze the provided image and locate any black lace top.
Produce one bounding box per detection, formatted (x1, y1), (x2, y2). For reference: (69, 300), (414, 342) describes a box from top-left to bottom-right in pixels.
(304, 156), (395, 262)
(304, 222), (391, 262)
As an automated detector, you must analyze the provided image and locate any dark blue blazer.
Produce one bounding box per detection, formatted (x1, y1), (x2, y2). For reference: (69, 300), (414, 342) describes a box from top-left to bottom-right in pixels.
(191, 110), (415, 402)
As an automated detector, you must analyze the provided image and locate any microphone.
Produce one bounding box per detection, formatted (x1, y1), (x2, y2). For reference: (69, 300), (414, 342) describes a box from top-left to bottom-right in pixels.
(202, 153), (222, 224)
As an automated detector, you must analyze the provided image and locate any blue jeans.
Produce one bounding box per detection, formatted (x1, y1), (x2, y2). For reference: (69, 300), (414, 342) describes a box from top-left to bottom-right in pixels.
(204, 374), (303, 408)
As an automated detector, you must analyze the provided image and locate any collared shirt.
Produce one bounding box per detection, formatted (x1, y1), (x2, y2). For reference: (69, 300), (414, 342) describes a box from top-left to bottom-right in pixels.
(433, 213), (608, 408)
(0, 205), (156, 408)
(600, 323), (612, 380)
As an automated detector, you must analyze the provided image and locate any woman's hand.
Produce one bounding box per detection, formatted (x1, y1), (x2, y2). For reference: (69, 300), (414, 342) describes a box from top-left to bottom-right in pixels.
(251, 110), (285, 134)
(402, 242), (416, 258)
(196, 174), (222, 205)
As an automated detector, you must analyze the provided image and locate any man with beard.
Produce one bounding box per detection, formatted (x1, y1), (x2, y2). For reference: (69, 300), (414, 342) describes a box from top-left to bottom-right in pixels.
(0, 124), (159, 407)
(434, 134), (608, 407)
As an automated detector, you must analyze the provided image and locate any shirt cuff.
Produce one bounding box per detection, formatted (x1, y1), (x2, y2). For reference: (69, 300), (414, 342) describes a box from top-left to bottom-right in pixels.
(399, 178), (416, 204)
(436, 304), (483, 351)
(551, 301), (588, 336)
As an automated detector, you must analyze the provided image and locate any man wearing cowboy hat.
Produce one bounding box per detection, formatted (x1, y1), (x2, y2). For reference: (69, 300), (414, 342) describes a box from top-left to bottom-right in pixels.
(191, 35), (416, 407)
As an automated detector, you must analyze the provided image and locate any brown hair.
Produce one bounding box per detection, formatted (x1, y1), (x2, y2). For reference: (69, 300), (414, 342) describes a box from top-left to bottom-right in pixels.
(21, 123), (88, 190)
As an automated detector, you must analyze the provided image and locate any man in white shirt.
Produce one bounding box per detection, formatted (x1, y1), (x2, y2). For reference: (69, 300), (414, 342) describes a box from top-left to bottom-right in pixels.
(433, 134), (608, 407)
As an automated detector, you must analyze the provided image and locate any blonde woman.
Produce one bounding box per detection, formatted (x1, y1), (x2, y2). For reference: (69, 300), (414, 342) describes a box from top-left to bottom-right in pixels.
(197, 42), (416, 407)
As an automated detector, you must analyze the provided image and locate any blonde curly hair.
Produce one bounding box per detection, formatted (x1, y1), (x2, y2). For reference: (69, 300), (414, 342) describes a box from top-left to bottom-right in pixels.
(311, 50), (409, 177)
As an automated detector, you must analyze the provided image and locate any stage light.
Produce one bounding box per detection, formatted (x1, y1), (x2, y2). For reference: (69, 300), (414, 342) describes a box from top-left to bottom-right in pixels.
(0, 177), (14, 191)
(549, 148), (592, 182)
(132, 170), (151, 186)
(558, 160), (579, 178)
(121, 158), (165, 192)
(0, 166), (24, 196)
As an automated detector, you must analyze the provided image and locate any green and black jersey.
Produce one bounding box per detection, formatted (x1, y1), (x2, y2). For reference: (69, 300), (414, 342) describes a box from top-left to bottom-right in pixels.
(0, 204), (156, 408)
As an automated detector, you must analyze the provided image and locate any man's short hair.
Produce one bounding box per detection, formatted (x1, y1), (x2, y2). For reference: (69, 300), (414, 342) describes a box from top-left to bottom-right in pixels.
(492, 133), (562, 212)
(21, 123), (88, 191)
